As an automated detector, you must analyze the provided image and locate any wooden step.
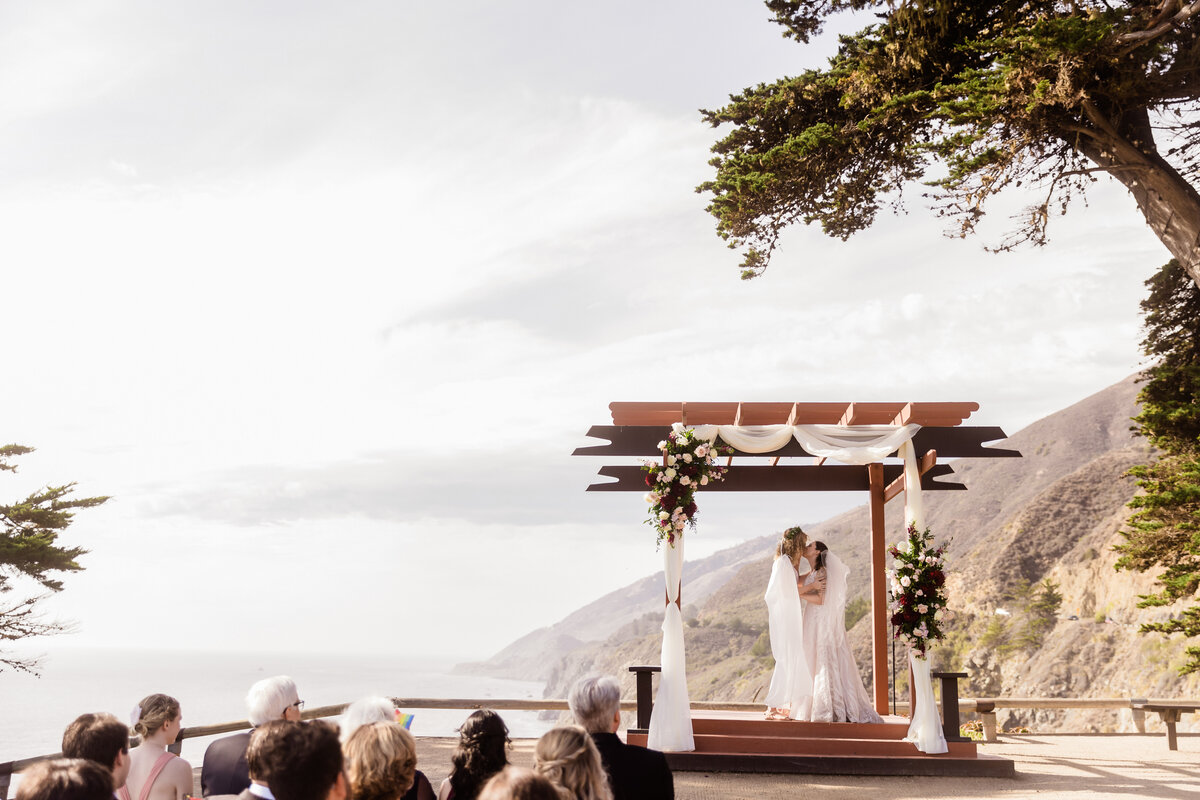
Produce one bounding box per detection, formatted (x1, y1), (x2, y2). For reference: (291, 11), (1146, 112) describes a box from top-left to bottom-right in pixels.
(689, 716), (910, 740)
(628, 731), (976, 758)
(691, 734), (976, 757)
(621, 711), (1009, 776)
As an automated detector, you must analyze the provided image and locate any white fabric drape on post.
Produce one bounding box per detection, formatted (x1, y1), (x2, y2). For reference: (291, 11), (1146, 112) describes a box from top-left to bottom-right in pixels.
(904, 650), (948, 754)
(691, 424), (920, 463)
(899, 440), (947, 754)
(647, 538), (694, 751)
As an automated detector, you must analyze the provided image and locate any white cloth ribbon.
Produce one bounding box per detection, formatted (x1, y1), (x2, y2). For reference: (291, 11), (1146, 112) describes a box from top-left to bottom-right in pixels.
(647, 538), (695, 752)
(899, 437), (944, 753)
(904, 651), (948, 754)
(691, 424), (920, 465)
(899, 439), (925, 529)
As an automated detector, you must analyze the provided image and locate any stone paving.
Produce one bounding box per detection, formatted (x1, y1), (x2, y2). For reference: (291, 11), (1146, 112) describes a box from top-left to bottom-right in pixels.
(410, 732), (1200, 800)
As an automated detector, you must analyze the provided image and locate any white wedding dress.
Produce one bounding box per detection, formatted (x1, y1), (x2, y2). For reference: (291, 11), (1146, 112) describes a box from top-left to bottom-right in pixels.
(800, 552), (883, 723)
(762, 556), (813, 719)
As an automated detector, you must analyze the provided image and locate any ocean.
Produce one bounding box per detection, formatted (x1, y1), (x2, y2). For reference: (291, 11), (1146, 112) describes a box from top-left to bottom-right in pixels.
(0, 646), (555, 765)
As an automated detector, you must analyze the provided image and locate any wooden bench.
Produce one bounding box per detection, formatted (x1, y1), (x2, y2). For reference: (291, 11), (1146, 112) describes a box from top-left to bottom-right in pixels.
(1130, 700), (1200, 751)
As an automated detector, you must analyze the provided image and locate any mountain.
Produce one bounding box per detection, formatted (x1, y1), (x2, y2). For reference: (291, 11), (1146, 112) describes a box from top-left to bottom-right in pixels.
(466, 375), (1200, 732)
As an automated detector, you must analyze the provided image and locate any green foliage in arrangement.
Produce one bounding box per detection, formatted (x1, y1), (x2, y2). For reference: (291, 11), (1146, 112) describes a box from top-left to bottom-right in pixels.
(1116, 259), (1200, 674)
(699, 2), (1200, 282)
(1, 445), (109, 674)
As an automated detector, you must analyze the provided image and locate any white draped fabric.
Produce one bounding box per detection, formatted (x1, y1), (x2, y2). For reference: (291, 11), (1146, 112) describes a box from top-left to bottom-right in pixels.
(762, 556), (812, 718)
(898, 440), (948, 754)
(903, 650), (948, 754)
(900, 440), (925, 529)
(690, 424), (920, 464)
(647, 539), (694, 751)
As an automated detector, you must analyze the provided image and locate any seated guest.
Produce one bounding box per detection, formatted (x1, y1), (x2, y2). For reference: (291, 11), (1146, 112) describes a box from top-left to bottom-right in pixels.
(344, 720), (434, 800)
(202, 675), (304, 796)
(16, 758), (114, 800)
(568, 676), (673, 800)
(437, 710), (510, 800)
(121, 693), (193, 800)
(230, 719), (291, 800)
(340, 696), (404, 743)
(61, 712), (132, 791)
(477, 768), (560, 800)
(533, 726), (612, 800)
(259, 720), (347, 800)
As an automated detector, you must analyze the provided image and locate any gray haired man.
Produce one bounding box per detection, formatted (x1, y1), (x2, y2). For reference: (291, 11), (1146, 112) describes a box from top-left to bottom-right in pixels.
(568, 675), (673, 800)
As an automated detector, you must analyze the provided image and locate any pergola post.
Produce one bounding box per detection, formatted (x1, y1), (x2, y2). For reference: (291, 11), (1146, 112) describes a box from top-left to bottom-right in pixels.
(867, 462), (889, 715)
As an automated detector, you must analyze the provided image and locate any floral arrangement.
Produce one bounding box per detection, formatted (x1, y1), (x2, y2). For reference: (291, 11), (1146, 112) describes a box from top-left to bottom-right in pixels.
(887, 522), (949, 657)
(641, 423), (731, 547)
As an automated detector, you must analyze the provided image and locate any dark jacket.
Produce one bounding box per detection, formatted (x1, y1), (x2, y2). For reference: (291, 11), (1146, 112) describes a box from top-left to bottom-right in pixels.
(201, 731), (252, 796)
(590, 732), (674, 800)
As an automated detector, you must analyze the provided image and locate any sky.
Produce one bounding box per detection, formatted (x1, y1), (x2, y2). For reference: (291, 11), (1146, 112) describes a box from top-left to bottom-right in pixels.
(0, 0), (1171, 662)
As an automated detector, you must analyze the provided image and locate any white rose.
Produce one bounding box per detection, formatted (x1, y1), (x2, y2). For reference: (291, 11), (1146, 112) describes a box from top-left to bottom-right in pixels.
(700, 475), (709, 485)
(680, 475), (691, 485)
(682, 453), (693, 463)
(916, 589), (924, 597)
(917, 604), (928, 614)
(695, 445), (707, 457)
(667, 454), (677, 466)
(900, 576), (911, 588)
(643, 493), (654, 504)
(664, 467), (677, 480)
(657, 440), (668, 450)
(672, 422), (686, 435)
(659, 511), (669, 520)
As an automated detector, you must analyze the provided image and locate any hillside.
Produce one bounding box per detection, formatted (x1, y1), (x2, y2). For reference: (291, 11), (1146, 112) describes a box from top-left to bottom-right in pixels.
(472, 375), (1200, 732)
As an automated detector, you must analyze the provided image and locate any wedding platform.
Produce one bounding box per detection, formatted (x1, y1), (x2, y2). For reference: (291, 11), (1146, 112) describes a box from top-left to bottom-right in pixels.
(575, 400), (1023, 771)
(626, 710), (1015, 777)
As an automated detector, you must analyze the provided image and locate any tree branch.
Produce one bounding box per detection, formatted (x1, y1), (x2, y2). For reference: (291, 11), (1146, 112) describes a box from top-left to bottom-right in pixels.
(1116, 0), (1200, 54)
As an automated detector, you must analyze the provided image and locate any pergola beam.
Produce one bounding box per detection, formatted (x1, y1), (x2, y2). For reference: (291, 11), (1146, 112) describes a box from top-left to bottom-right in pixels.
(588, 464), (964, 492)
(572, 426), (1018, 459)
(608, 400), (980, 427)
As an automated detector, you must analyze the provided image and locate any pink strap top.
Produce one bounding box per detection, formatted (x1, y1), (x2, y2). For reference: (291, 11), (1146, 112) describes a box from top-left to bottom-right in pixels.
(117, 751), (176, 800)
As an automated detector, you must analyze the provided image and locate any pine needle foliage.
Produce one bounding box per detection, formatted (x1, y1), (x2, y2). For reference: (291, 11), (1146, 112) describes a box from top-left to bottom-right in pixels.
(699, 1), (1200, 280)
(1115, 259), (1200, 674)
(0, 445), (109, 674)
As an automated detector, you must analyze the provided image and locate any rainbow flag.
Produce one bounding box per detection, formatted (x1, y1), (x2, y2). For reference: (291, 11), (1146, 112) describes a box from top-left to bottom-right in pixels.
(395, 710), (414, 730)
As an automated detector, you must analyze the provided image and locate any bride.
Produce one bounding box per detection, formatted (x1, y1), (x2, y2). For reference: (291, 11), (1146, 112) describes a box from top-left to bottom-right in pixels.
(800, 540), (883, 723)
(762, 527), (824, 720)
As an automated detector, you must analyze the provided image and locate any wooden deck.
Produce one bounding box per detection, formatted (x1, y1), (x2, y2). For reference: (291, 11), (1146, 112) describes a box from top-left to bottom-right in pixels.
(625, 711), (1014, 778)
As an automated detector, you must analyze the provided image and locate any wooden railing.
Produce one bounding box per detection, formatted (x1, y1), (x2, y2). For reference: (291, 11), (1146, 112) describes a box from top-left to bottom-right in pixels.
(0, 695), (1185, 798)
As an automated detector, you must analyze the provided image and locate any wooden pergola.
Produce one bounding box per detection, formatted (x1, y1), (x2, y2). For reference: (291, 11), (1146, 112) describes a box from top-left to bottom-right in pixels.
(574, 401), (1020, 714)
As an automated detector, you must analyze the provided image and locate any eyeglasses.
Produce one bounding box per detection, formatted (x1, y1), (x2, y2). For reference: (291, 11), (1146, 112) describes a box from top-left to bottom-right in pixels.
(291, 700), (305, 709)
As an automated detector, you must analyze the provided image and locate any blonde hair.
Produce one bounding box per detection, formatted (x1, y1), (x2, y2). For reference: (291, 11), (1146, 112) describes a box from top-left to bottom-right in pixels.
(774, 526), (807, 570)
(533, 727), (612, 800)
(344, 721), (417, 800)
(479, 767), (561, 800)
(132, 694), (180, 739)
